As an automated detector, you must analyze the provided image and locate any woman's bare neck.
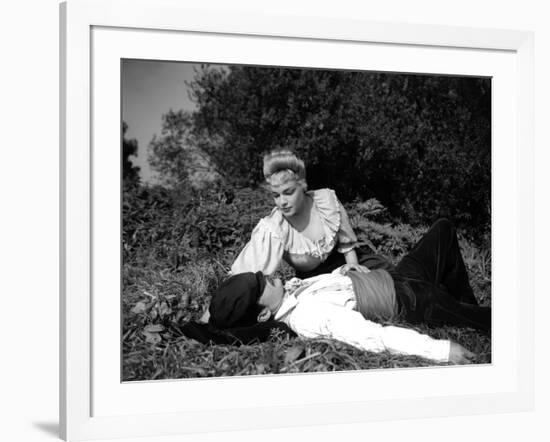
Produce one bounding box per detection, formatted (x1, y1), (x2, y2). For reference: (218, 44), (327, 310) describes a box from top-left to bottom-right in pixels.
(284, 194), (312, 232)
(285, 195), (325, 243)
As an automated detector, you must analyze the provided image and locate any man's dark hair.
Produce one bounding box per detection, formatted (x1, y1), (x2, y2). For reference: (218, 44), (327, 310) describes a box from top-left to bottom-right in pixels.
(208, 272), (266, 328)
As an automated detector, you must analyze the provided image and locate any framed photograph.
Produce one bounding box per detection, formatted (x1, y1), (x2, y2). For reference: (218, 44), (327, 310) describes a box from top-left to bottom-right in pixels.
(60, 0), (534, 440)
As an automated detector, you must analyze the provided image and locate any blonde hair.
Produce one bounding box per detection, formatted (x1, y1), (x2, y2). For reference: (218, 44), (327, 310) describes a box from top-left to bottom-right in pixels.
(263, 150), (306, 186)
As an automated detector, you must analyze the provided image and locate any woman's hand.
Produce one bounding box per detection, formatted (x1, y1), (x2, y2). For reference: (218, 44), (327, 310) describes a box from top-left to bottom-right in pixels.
(339, 263), (370, 275)
(341, 249), (369, 275)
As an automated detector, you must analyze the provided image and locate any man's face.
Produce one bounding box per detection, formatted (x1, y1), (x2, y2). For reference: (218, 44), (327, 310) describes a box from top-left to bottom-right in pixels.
(268, 178), (306, 218)
(258, 276), (285, 314)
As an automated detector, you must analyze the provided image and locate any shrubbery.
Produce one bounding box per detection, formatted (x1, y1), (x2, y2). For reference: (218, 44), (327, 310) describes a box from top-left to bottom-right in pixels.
(182, 66), (491, 240)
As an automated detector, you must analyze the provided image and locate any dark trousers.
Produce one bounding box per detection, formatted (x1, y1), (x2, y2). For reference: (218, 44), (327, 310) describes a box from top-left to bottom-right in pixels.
(296, 218), (490, 332)
(391, 219), (491, 332)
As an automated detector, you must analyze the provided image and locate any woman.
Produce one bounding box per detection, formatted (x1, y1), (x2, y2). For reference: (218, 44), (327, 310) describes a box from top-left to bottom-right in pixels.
(231, 150), (376, 279)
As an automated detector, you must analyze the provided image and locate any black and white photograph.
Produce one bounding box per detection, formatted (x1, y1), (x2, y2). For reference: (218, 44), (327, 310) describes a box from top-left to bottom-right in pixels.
(6, 0), (550, 440)
(121, 60), (492, 381)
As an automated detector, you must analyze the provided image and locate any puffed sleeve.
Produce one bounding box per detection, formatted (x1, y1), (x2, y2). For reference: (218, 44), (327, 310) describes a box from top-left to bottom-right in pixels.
(336, 198), (358, 254)
(230, 219), (285, 276)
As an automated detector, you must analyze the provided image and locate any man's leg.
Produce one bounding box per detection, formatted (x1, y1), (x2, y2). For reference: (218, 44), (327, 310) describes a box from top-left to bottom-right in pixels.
(400, 280), (491, 332)
(395, 218), (478, 305)
(392, 219), (491, 332)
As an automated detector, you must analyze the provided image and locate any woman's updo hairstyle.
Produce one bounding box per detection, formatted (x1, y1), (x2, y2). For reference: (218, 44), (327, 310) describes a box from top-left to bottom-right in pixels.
(263, 150), (306, 186)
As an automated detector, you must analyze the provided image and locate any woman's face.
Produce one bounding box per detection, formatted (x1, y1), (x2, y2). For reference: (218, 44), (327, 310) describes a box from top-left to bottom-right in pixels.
(269, 178), (307, 218)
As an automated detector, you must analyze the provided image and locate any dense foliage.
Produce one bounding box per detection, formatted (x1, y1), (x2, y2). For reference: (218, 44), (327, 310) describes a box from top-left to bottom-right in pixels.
(183, 66), (491, 239)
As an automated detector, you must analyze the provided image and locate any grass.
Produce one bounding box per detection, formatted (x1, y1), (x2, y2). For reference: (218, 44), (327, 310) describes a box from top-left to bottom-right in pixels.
(122, 321), (491, 381)
(122, 185), (491, 381)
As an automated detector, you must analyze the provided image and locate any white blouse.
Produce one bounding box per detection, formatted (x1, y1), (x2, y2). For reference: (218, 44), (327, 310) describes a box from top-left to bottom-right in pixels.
(230, 188), (358, 275)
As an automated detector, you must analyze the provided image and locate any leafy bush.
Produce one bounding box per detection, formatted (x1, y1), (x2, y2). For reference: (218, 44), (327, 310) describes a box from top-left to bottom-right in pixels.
(186, 66), (490, 240)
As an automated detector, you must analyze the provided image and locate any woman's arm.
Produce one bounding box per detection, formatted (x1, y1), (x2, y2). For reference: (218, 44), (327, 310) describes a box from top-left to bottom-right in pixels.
(230, 219), (284, 276)
(333, 194), (369, 273)
(341, 249), (370, 274)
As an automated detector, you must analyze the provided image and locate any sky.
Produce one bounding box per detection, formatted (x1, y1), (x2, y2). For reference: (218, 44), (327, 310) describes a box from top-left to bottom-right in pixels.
(121, 59), (200, 182)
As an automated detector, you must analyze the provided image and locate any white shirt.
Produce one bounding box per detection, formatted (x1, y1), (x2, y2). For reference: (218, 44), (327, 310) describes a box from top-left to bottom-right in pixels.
(274, 272), (451, 363)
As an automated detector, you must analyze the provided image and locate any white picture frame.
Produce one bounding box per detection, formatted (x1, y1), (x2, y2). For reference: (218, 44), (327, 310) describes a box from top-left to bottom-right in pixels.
(60, 0), (534, 440)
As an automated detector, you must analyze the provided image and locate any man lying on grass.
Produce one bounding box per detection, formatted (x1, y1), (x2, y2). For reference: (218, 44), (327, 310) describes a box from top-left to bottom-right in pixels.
(203, 219), (490, 365)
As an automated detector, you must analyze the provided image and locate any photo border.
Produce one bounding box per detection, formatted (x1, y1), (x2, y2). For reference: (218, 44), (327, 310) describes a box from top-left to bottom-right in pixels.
(60, 0), (534, 440)
(96, 23), (513, 416)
